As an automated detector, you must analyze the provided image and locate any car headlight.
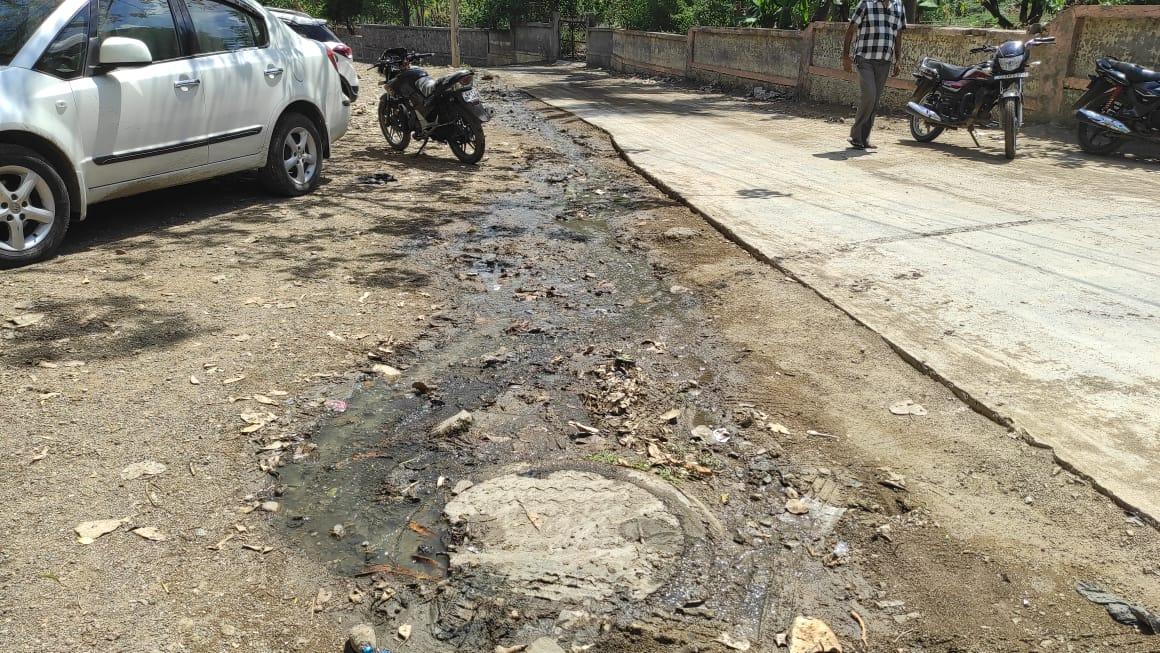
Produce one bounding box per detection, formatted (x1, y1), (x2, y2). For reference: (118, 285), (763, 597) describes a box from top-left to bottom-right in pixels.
(997, 55), (1024, 71)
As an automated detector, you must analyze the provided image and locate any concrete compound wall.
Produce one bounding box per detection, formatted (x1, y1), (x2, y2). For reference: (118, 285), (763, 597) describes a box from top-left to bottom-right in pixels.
(588, 6), (1160, 123)
(587, 27), (613, 68)
(352, 23), (558, 67)
(611, 30), (688, 77)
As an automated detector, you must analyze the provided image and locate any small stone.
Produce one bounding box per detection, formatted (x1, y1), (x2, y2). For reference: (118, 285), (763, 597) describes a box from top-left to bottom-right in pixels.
(527, 638), (565, 653)
(372, 363), (402, 380)
(785, 498), (810, 515)
(260, 501), (280, 513)
(220, 624), (238, 637)
(663, 227), (698, 240)
(330, 523), (345, 538)
(432, 410), (473, 436)
(348, 624), (376, 651)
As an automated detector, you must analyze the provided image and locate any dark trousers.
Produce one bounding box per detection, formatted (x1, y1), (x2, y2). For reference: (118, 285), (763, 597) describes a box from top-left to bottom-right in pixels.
(851, 56), (892, 145)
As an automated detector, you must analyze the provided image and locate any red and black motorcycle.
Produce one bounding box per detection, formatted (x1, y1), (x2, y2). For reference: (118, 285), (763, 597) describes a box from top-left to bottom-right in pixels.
(375, 48), (491, 164)
(905, 33), (1055, 159)
(1073, 57), (1160, 155)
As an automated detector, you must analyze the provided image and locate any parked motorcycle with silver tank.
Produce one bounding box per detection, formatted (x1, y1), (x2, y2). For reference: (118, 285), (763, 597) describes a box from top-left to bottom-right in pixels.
(376, 48), (492, 164)
(905, 27), (1055, 159)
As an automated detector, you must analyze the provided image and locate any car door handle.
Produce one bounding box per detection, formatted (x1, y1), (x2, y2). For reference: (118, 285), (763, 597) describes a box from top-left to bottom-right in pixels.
(174, 78), (201, 91)
(265, 67), (284, 79)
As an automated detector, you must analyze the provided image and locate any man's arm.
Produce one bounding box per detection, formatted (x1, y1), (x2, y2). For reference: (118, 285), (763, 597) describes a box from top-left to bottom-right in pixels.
(893, 30), (904, 76)
(843, 22), (856, 73)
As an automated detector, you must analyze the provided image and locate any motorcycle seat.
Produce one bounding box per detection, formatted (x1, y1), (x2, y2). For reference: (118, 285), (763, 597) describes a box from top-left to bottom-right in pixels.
(1103, 59), (1160, 84)
(929, 61), (973, 81)
(416, 76), (438, 97)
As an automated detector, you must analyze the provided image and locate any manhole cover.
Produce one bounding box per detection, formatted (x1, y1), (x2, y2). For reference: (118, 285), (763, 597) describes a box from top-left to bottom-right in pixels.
(444, 469), (685, 601)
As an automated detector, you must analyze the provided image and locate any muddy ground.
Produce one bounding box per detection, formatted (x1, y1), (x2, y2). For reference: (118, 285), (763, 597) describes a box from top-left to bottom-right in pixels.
(1, 65), (1157, 653)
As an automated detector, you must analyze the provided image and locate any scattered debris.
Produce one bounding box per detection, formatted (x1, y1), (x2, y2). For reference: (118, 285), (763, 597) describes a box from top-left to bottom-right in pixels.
(451, 479), (474, 495)
(5, 313), (45, 329)
(789, 616), (843, 653)
(120, 460), (167, 481)
(431, 409), (473, 436)
(131, 526), (167, 542)
(75, 518), (128, 545)
(1075, 581), (1160, 634)
(659, 408), (681, 423)
(358, 172), (398, 185)
(348, 624), (377, 651)
(663, 226), (699, 240)
(889, 400), (928, 416)
(372, 364), (403, 380)
(717, 632), (752, 650)
(260, 501), (281, 513)
(324, 398), (348, 413)
(312, 587), (332, 613)
(396, 624), (412, 642)
(850, 610), (868, 649)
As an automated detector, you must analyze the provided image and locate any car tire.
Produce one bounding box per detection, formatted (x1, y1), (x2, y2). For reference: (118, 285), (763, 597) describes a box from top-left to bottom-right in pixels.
(0, 144), (71, 269)
(259, 112), (324, 196)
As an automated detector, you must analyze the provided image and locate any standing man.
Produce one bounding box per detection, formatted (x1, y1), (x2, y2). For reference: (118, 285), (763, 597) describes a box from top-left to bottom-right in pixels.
(842, 0), (907, 149)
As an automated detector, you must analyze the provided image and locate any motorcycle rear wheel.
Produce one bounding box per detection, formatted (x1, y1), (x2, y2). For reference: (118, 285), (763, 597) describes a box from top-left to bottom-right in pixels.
(379, 96), (411, 151)
(448, 108), (486, 165)
(909, 113), (944, 143)
(1001, 98), (1018, 160)
(1077, 122), (1123, 155)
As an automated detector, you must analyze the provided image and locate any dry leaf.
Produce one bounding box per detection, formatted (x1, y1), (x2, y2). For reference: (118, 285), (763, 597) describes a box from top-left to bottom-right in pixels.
(190, 375), (200, 385)
(889, 400), (928, 416)
(789, 616), (842, 653)
(29, 447), (49, 464)
(75, 518), (127, 544)
(659, 409), (681, 423)
(768, 422), (791, 435)
(397, 624), (412, 641)
(120, 460), (167, 480)
(253, 394), (277, 405)
(785, 498), (810, 515)
(6, 313), (46, 329)
(132, 527), (167, 542)
(222, 376), (246, 385)
(372, 364), (402, 380)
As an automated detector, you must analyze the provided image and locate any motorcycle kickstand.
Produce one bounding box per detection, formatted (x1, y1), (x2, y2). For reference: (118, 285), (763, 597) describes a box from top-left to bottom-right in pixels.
(967, 129), (982, 148)
(414, 138), (429, 156)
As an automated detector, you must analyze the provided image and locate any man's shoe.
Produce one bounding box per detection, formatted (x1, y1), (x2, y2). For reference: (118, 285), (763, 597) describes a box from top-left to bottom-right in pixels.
(864, 141), (878, 149)
(847, 138), (866, 150)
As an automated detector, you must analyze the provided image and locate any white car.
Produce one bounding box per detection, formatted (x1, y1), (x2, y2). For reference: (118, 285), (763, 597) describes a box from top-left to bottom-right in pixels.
(268, 8), (359, 101)
(0, 0), (352, 267)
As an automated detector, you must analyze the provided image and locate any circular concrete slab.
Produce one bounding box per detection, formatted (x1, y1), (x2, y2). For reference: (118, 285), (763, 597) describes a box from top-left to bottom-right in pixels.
(444, 469), (685, 601)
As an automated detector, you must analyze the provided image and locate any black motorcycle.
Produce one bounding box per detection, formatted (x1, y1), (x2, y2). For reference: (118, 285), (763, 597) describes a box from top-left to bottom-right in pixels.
(1074, 57), (1160, 155)
(906, 33), (1055, 159)
(375, 48), (491, 164)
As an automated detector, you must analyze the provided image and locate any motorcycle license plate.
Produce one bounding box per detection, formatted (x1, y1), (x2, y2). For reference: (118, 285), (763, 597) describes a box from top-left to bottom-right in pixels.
(462, 87), (481, 102)
(992, 72), (1030, 80)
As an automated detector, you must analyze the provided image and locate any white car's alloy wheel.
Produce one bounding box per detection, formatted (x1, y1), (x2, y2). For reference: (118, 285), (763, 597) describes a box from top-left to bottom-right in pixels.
(0, 166), (55, 253)
(283, 127), (318, 190)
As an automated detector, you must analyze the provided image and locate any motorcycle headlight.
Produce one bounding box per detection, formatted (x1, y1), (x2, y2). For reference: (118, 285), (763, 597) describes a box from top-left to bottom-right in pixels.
(997, 55), (1024, 71)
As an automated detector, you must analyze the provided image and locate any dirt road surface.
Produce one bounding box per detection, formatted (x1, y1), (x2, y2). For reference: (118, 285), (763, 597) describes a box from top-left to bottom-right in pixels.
(1, 65), (1158, 652)
(500, 63), (1160, 525)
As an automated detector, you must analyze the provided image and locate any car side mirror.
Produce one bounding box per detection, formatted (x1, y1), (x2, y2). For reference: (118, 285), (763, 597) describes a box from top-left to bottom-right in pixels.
(98, 37), (153, 69)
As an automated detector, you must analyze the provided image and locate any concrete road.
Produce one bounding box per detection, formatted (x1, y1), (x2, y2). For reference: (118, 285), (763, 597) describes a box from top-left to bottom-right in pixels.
(501, 63), (1160, 522)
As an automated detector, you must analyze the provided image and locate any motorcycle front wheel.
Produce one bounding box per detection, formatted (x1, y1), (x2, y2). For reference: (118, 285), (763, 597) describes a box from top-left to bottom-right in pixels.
(909, 112), (944, 143)
(1077, 121), (1124, 155)
(379, 96), (412, 151)
(449, 108), (486, 165)
(1000, 98), (1018, 160)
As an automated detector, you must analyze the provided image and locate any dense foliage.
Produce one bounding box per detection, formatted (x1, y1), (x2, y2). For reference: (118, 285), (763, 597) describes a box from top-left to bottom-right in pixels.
(264, 0), (1157, 32)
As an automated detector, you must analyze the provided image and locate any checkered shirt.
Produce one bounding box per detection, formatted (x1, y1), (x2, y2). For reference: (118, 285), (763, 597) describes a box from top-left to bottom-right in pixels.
(851, 0), (907, 61)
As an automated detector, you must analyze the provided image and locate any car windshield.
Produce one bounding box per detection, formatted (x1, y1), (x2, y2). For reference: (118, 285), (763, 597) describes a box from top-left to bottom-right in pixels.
(0, 0), (66, 66)
(288, 21), (338, 43)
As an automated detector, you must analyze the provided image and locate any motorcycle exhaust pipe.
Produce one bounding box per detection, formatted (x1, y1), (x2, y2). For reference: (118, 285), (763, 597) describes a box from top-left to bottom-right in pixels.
(1076, 108), (1130, 135)
(907, 101), (945, 124)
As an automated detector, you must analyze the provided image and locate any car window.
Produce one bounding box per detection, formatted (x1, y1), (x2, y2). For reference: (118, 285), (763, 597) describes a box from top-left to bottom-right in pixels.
(34, 7), (88, 79)
(97, 0), (181, 62)
(288, 22), (337, 43)
(185, 0), (264, 53)
(0, 0), (66, 66)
